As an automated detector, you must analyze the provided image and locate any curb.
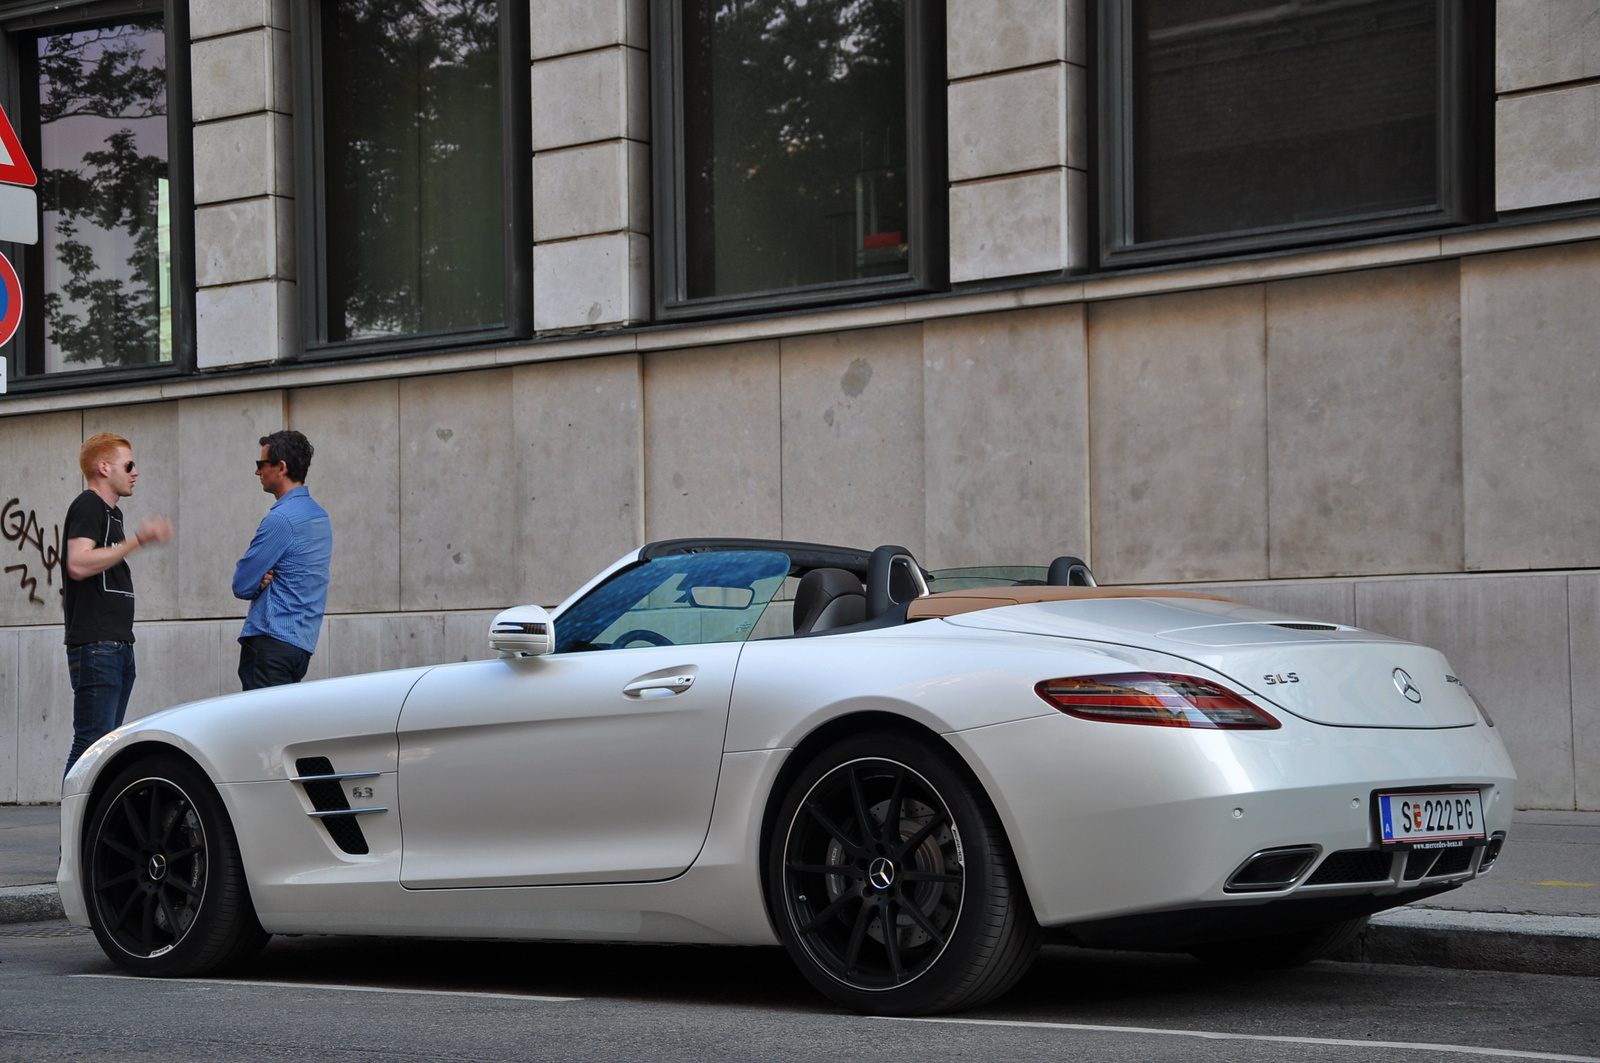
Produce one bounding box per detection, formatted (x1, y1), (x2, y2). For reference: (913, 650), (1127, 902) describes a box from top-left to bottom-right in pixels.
(1337, 908), (1600, 978)
(0, 884), (65, 925)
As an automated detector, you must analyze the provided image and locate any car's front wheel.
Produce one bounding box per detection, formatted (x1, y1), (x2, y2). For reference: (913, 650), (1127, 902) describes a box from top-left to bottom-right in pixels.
(84, 753), (269, 976)
(768, 732), (1040, 1014)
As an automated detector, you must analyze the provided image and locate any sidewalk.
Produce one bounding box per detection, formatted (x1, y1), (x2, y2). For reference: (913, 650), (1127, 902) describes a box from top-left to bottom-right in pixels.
(3, 804), (1595, 975)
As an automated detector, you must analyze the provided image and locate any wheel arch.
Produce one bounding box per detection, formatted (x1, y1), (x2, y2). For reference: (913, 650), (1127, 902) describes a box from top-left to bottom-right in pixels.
(755, 710), (999, 921)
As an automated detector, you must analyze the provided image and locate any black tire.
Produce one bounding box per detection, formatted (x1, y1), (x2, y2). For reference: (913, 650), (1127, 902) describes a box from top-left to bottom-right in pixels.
(1188, 915), (1368, 970)
(768, 732), (1040, 1015)
(84, 754), (270, 976)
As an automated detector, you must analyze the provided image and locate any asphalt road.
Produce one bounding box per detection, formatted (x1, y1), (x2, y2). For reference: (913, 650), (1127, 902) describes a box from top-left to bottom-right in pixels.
(1, 926), (1596, 1063)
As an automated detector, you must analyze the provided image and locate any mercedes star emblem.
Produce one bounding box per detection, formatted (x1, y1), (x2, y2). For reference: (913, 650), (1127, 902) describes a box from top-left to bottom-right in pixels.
(1392, 667), (1423, 703)
(867, 857), (896, 890)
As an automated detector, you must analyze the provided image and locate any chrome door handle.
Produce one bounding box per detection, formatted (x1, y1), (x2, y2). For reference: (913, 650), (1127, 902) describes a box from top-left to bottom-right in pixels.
(623, 674), (695, 697)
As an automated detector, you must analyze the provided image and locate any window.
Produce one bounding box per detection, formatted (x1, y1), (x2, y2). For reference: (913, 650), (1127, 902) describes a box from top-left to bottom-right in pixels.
(652, 0), (945, 319)
(554, 551), (791, 652)
(1, 0), (194, 385)
(293, 0), (529, 356)
(1098, 0), (1480, 267)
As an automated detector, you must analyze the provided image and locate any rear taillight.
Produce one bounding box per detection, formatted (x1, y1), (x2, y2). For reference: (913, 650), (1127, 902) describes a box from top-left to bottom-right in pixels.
(1035, 672), (1281, 729)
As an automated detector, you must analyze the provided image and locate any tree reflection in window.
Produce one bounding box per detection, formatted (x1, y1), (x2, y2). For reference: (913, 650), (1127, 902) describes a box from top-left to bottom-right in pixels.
(33, 18), (170, 371)
(682, 0), (908, 300)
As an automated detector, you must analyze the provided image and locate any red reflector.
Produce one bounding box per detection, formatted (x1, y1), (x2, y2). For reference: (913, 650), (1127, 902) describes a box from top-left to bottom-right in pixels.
(863, 231), (903, 250)
(1035, 673), (1280, 729)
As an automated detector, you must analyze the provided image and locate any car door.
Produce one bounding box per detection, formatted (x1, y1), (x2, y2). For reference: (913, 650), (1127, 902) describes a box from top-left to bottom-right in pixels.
(395, 548), (790, 889)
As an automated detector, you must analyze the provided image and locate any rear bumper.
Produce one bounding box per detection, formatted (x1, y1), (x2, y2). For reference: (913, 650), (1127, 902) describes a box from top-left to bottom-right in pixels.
(945, 711), (1517, 930)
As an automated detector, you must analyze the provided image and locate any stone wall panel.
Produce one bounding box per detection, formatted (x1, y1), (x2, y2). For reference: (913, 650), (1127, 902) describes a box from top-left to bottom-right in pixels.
(1088, 285), (1268, 584)
(644, 342), (782, 543)
(1265, 262), (1463, 578)
(923, 306), (1088, 570)
(513, 355), (644, 606)
(1568, 575), (1600, 811)
(0, 412), (82, 628)
(398, 371), (515, 612)
(17, 627), (72, 802)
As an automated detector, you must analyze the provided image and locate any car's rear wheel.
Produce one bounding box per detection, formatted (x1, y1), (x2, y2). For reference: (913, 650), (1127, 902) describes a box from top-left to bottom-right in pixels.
(1188, 914), (1368, 969)
(768, 732), (1040, 1014)
(85, 754), (269, 976)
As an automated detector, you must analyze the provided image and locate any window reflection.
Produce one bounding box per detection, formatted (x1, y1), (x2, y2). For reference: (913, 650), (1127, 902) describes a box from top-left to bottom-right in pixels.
(31, 18), (170, 372)
(320, 0), (504, 342)
(682, 0), (908, 300)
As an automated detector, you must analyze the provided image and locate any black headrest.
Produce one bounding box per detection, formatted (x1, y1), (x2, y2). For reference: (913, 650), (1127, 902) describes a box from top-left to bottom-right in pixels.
(1047, 555), (1094, 586)
(866, 545), (924, 619)
(793, 568), (864, 634)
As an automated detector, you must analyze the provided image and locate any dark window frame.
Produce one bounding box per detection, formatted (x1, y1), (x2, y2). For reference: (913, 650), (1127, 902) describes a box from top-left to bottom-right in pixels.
(290, 0), (531, 361)
(0, 0), (195, 393)
(650, 0), (947, 322)
(1096, 0), (1481, 269)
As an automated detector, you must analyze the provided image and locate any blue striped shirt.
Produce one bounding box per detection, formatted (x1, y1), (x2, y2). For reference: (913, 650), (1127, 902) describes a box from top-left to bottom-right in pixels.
(233, 486), (332, 654)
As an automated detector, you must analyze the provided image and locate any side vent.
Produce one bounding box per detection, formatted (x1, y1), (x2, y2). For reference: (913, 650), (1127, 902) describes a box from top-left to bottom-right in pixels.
(293, 756), (370, 855)
(1271, 622), (1339, 631)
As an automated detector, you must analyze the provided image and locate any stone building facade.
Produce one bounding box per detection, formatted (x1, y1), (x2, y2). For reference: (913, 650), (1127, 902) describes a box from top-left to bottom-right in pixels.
(0, 0), (1598, 809)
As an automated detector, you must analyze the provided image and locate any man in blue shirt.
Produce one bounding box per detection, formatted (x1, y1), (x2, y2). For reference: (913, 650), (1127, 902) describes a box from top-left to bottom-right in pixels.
(232, 430), (332, 690)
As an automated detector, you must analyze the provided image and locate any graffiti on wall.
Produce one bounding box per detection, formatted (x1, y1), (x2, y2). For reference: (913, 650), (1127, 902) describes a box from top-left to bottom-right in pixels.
(2, 498), (62, 606)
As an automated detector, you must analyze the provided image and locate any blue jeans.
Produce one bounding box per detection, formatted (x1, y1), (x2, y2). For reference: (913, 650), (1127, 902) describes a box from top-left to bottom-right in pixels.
(65, 641), (136, 775)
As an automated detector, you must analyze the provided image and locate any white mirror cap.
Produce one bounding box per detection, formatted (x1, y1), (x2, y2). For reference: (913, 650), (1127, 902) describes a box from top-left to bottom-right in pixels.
(489, 605), (555, 657)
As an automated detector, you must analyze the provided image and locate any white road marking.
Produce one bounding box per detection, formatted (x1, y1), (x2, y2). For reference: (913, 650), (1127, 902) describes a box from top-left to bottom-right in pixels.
(874, 1017), (1600, 1062)
(70, 973), (578, 1003)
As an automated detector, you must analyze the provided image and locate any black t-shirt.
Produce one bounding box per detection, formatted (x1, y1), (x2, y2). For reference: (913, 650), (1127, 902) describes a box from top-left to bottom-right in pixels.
(62, 490), (136, 647)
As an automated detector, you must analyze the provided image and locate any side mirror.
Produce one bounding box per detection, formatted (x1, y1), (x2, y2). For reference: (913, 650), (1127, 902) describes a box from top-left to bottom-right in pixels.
(489, 605), (555, 657)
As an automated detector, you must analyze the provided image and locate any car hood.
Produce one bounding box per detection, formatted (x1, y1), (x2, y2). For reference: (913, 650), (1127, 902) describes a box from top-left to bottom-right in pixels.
(940, 596), (1479, 729)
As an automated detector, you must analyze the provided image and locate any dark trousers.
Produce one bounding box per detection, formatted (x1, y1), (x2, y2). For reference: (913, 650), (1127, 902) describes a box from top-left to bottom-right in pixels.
(66, 641), (136, 776)
(238, 634), (312, 690)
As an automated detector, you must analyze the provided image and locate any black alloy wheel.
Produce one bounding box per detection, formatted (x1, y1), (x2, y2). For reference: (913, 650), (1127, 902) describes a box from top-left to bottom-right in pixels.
(770, 733), (1040, 1014)
(85, 754), (269, 976)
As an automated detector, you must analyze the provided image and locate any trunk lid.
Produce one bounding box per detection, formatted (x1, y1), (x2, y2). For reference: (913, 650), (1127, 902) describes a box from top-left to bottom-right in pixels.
(940, 596), (1478, 729)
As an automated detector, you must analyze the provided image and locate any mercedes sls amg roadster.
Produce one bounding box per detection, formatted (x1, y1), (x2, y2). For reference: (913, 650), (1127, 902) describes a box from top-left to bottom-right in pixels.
(59, 538), (1516, 1014)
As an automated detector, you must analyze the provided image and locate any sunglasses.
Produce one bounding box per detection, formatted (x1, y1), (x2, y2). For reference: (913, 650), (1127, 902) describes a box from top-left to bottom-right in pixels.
(255, 459), (283, 470)
(121, 460), (136, 473)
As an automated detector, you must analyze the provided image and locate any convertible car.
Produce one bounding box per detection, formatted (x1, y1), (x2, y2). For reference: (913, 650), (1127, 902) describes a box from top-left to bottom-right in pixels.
(59, 538), (1516, 1014)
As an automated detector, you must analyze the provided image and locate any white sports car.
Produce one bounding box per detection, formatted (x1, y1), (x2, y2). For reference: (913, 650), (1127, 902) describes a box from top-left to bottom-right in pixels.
(59, 538), (1516, 1014)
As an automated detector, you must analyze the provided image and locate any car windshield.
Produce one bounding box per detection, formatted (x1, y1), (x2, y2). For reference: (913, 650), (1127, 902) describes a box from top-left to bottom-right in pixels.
(554, 550), (791, 652)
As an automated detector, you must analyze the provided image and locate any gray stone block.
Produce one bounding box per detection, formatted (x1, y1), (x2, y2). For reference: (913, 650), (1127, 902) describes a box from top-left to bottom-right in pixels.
(949, 170), (1071, 282)
(530, 47), (648, 152)
(1495, 0), (1600, 93)
(531, 0), (647, 58)
(1087, 285), (1269, 585)
(83, 403), (180, 623)
(923, 306), (1089, 571)
(193, 113), (293, 204)
(124, 621), (221, 722)
(533, 232), (650, 331)
(948, 65), (1067, 182)
(324, 613), (445, 679)
(779, 324), (926, 555)
(191, 0), (289, 39)
(444, 610), (501, 663)
(398, 370), (516, 612)
(0, 630), (16, 802)
(287, 379), (401, 615)
(195, 197), (293, 288)
(513, 354), (645, 606)
(176, 392), (287, 619)
(1355, 575), (1574, 810)
(644, 341), (782, 543)
(0, 412), (82, 628)
(17, 627), (72, 803)
(196, 279), (297, 368)
(1460, 241), (1600, 570)
(1496, 86), (1600, 212)
(947, 0), (1067, 78)
(532, 140), (649, 242)
(1264, 262), (1464, 578)
(190, 27), (290, 122)
(1568, 575), (1600, 811)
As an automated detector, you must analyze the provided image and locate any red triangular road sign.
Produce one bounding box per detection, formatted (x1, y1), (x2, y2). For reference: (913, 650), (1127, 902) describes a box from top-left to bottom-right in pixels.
(0, 104), (35, 187)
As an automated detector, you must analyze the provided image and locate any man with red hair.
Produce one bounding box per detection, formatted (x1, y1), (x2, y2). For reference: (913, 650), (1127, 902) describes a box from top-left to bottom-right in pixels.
(61, 433), (173, 774)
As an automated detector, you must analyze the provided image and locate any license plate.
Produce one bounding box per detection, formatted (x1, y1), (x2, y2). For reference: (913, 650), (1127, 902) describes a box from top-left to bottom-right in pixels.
(1377, 790), (1486, 847)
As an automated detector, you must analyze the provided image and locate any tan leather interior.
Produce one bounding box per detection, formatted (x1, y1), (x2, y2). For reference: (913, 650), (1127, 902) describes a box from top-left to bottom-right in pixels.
(906, 586), (1242, 620)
